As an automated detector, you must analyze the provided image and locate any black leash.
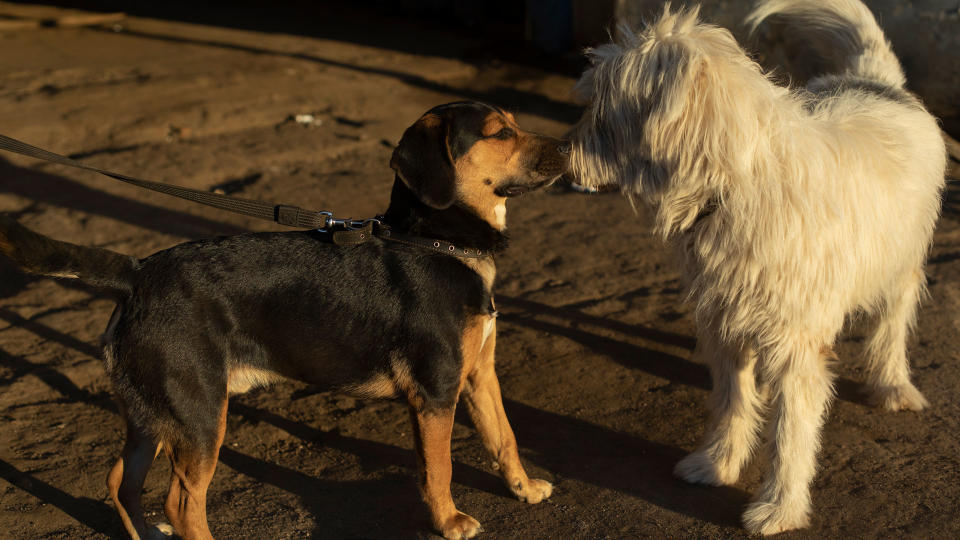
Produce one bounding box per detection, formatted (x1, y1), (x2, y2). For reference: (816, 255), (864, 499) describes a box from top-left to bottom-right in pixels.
(0, 133), (332, 229)
(0, 133), (490, 259)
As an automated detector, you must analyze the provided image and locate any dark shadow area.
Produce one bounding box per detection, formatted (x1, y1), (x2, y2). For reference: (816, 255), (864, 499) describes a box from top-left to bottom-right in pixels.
(498, 295), (868, 404)
(940, 178), (960, 221)
(11, 1), (577, 70)
(217, 447), (431, 539)
(85, 25), (583, 125)
(224, 402), (509, 538)
(499, 398), (751, 528)
(229, 402), (504, 496)
(500, 294), (697, 350)
(0, 158), (249, 239)
(0, 307), (101, 359)
(0, 348), (115, 411)
(228, 397), (747, 529)
(498, 294), (708, 390)
(0, 457), (122, 537)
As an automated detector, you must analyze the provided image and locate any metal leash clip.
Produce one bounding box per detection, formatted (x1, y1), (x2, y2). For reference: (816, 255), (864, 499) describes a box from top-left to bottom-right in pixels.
(317, 213), (381, 232)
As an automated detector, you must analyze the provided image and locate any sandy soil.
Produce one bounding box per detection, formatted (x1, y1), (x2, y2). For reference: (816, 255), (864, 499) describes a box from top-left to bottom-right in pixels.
(1, 2), (959, 539)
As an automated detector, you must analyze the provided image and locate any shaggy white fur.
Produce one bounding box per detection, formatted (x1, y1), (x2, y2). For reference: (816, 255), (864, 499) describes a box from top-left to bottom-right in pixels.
(569, 1), (946, 535)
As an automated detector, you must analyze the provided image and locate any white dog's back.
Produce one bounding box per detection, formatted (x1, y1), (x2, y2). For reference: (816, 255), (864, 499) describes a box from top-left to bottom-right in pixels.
(738, 0), (946, 330)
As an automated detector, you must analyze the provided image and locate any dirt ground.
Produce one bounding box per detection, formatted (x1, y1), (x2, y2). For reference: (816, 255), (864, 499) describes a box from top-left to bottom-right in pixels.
(1, 2), (959, 539)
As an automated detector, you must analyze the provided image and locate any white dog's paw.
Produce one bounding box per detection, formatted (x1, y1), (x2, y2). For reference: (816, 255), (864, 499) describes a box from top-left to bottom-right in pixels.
(510, 478), (553, 504)
(871, 383), (929, 412)
(147, 522), (175, 540)
(674, 450), (736, 486)
(742, 500), (810, 536)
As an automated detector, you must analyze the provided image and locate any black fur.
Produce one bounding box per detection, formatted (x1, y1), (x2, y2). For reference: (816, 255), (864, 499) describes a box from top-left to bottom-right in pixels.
(0, 214), (137, 298)
(0, 100), (569, 537)
(109, 227), (489, 446)
(808, 75), (921, 109)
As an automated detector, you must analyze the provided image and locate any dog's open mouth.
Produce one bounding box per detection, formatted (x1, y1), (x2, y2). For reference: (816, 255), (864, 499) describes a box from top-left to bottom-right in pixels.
(496, 185), (530, 197)
(495, 175), (562, 197)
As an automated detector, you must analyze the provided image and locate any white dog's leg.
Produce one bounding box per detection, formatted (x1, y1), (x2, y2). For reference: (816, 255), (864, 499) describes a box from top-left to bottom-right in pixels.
(743, 341), (834, 536)
(675, 336), (763, 486)
(864, 269), (929, 411)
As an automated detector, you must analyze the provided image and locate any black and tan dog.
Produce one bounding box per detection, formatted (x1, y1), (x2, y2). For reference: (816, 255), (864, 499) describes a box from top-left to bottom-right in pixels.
(0, 101), (569, 540)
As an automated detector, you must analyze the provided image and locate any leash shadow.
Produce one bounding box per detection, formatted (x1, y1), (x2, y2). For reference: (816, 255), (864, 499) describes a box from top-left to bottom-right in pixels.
(0, 158), (247, 239)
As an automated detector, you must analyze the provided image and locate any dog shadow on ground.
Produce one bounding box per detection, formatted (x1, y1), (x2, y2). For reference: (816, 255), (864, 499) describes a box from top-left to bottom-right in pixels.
(497, 295), (871, 406)
(499, 398), (751, 529)
(225, 401), (499, 538)
(228, 398), (750, 532)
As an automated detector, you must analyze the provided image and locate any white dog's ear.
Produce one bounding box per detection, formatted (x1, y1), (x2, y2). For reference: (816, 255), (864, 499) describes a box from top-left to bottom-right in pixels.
(635, 14), (761, 238)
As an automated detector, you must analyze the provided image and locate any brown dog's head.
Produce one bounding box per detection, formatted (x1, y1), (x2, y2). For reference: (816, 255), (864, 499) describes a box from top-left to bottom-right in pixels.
(390, 101), (570, 230)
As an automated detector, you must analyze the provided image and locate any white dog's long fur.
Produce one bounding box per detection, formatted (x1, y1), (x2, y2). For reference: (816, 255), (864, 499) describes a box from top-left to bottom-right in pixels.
(570, 1), (946, 535)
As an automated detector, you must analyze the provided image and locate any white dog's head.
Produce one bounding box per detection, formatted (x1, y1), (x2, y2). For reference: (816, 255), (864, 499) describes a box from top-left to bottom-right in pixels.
(570, 6), (786, 239)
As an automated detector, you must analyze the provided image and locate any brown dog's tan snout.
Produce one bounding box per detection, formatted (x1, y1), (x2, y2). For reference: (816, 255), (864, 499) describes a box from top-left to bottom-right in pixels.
(494, 135), (569, 198)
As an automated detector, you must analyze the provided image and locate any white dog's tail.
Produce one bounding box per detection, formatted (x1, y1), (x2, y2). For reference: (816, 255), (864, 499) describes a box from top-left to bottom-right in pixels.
(746, 0), (905, 88)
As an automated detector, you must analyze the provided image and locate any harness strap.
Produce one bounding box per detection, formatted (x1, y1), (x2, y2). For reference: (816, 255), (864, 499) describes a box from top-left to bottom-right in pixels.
(0, 133), (332, 229)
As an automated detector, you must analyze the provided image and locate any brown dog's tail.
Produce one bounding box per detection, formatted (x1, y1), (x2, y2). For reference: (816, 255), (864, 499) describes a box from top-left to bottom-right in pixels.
(0, 214), (138, 298)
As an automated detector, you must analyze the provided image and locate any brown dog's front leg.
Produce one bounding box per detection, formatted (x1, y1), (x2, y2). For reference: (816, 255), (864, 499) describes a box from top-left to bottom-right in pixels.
(409, 406), (480, 539)
(461, 326), (553, 504)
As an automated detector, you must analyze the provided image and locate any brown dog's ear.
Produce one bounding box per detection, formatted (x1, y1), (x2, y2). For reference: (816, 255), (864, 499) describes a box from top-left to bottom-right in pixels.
(390, 113), (457, 209)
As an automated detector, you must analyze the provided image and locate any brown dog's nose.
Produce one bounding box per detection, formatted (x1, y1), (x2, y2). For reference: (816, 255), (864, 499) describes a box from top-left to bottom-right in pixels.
(558, 141), (572, 154)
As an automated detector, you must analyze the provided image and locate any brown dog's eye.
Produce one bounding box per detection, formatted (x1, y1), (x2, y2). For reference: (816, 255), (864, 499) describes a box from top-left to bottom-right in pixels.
(489, 128), (515, 140)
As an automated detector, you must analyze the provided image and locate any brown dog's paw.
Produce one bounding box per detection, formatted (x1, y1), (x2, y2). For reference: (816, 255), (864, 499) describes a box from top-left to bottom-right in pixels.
(438, 511), (481, 540)
(510, 478), (553, 504)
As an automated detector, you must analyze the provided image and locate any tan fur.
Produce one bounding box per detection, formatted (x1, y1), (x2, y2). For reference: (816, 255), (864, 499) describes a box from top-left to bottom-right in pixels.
(162, 400), (227, 540)
(226, 365), (285, 394)
(453, 112), (533, 231)
(343, 353), (419, 400)
(460, 315), (553, 505)
(457, 256), (496, 293)
(0, 234), (12, 257)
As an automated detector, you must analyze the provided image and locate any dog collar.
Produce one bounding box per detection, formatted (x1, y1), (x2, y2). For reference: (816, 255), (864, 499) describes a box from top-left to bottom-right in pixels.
(325, 219), (491, 259)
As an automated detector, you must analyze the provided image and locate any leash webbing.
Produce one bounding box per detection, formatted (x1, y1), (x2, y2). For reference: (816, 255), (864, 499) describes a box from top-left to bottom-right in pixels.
(0, 133), (332, 229)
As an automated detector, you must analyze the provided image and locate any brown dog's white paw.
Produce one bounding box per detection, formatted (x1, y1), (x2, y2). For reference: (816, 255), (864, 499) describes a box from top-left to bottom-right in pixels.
(871, 383), (929, 412)
(438, 511), (481, 540)
(674, 451), (736, 486)
(510, 478), (553, 504)
(742, 500), (810, 536)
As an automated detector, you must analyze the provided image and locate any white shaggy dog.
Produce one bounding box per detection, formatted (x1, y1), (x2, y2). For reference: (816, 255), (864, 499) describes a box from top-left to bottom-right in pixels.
(568, 1), (946, 535)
